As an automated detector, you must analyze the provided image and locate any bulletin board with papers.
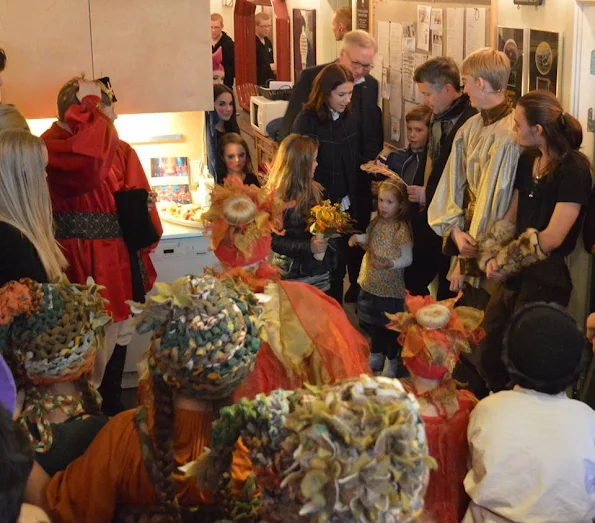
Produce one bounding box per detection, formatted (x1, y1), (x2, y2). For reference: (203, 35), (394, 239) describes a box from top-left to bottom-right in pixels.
(371, 0), (492, 147)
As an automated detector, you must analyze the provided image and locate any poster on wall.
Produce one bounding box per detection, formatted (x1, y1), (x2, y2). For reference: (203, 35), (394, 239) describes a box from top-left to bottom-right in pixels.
(416, 6), (431, 52)
(293, 9), (316, 81)
(529, 29), (561, 96)
(356, 0), (369, 31)
(464, 8), (486, 56)
(446, 8), (464, 66)
(150, 157), (191, 203)
(497, 27), (525, 105)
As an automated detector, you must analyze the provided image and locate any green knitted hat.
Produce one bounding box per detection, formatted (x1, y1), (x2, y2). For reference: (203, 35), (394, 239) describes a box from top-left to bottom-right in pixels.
(0, 277), (111, 385)
(129, 274), (263, 401)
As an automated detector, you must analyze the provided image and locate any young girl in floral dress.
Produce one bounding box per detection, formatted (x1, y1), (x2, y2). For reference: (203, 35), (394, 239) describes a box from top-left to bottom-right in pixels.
(349, 180), (413, 377)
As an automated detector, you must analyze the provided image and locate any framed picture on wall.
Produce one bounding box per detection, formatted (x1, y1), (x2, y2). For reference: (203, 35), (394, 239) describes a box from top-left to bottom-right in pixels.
(529, 29), (561, 96)
(497, 27), (525, 105)
(292, 9), (316, 81)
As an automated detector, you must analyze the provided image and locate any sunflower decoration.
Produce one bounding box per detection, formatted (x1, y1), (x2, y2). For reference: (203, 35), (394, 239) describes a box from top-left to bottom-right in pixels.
(386, 292), (485, 383)
(186, 375), (434, 523)
(202, 175), (289, 268)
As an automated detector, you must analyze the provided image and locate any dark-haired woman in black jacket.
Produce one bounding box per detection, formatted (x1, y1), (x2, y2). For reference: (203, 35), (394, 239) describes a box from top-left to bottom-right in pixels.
(291, 63), (358, 303)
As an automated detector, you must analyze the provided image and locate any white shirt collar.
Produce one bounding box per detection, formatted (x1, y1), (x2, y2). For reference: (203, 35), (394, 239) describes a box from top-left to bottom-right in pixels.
(330, 108), (340, 120)
(354, 76), (366, 86)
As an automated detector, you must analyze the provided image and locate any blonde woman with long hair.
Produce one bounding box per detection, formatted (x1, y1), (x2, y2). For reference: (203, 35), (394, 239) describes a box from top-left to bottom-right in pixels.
(267, 133), (332, 291)
(0, 129), (67, 285)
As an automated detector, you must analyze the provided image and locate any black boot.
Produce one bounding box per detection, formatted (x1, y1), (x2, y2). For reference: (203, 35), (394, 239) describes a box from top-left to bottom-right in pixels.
(98, 344), (128, 416)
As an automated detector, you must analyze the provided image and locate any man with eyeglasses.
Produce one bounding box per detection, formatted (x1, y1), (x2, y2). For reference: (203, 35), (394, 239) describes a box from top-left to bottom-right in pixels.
(280, 30), (383, 302)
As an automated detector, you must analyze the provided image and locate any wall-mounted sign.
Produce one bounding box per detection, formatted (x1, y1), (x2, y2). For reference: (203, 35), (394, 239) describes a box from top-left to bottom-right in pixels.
(356, 0), (370, 31)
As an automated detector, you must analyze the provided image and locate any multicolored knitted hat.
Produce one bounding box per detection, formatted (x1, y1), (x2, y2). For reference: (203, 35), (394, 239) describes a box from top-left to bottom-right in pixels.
(128, 274), (263, 401)
(202, 174), (287, 268)
(186, 375), (434, 522)
(386, 292), (485, 381)
(0, 277), (111, 385)
(0, 277), (110, 452)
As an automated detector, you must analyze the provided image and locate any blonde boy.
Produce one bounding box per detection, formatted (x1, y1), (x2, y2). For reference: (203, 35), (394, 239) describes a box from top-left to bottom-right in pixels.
(428, 47), (520, 307)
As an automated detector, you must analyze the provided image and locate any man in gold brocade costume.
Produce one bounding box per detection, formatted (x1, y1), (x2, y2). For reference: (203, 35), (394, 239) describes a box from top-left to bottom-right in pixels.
(428, 48), (520, 309)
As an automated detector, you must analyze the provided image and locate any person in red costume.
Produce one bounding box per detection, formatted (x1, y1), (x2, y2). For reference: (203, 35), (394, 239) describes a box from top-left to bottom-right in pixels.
(386, 292), (484, 523)
(202, 174), (371, 399)
(42, 77), (162, 415)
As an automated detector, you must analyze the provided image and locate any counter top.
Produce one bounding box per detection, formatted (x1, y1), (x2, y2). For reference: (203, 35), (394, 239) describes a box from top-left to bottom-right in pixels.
(160, 218), (206, 240)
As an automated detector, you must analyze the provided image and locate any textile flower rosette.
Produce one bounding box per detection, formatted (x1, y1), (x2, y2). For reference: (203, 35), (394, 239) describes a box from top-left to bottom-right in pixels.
(308, 200), (356, 260)
(202, 175), (288, 268)
(184, 375), (435, 523)
(385, 292), (485, 382)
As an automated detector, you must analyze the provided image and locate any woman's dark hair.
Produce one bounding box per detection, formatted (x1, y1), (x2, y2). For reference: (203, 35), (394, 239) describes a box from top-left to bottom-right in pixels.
(0, 405), (34, 523)
(217, 132), (255, 180)
(303, 64), (354, 123)
(213, 84), (239, 134)
(0, 49), (6, 72)
(518, 90), (591, 177)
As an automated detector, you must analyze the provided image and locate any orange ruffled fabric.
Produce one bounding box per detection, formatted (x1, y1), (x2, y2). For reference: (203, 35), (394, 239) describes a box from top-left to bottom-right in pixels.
(386, 292), (485, 376)
(234, 280), (370, 400)
(202, 175), (287, 262)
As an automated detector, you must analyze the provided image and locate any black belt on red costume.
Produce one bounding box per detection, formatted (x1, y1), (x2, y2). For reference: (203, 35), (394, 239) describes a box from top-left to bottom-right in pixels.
(53, 212), (122, 240)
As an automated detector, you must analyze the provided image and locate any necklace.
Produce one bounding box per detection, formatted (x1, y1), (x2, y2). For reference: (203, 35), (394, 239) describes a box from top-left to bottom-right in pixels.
(529, 155), (547, 198)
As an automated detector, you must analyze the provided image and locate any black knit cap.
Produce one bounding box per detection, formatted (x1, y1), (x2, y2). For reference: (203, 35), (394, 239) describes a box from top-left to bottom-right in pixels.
(503, 302), (587, 390)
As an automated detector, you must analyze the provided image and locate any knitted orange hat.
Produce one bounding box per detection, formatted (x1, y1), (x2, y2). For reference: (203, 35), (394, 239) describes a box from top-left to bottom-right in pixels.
(386, 293), (485, 381)
(202, 174), (287, 268)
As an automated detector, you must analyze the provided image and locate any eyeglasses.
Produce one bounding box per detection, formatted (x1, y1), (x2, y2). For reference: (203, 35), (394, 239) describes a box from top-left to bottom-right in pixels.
(343, 50), (374, 71)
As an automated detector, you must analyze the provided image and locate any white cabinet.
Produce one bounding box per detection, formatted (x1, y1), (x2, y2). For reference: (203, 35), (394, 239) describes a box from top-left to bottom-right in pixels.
(0, 0), (213, 118)
(90, 0), (213, 114)
(123, 232), (216, 385)
(0, 0), (94, 118)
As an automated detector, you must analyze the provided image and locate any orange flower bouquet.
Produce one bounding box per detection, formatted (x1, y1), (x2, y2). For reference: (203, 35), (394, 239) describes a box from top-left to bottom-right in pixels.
(308, 200), (355, 260)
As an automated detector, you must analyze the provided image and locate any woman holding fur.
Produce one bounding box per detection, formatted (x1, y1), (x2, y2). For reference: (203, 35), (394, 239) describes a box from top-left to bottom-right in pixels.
(477, 90), (592, 392)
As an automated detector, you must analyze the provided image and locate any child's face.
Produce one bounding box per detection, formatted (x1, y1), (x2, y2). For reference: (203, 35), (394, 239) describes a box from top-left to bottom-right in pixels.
(215, 92), (234, 121)
(378, 189), (400, 220)
(223, 143), (247, 174)
(406, 120), (429, 151)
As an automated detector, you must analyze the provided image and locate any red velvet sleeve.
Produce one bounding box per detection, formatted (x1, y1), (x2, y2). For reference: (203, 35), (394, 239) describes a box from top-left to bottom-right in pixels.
(43, 95), (119, 197)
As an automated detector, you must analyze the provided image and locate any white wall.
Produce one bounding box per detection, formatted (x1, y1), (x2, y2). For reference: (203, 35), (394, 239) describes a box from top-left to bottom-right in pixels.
(210, 0), (235, 39)
(497, 0), (575, 109)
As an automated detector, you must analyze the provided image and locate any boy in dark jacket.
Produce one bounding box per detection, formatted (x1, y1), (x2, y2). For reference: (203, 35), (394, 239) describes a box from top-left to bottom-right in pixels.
(381, 104), (432, 186)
